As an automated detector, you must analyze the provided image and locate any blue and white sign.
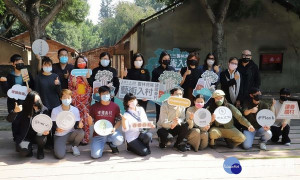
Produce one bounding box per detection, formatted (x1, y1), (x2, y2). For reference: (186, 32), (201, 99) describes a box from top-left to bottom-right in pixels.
(71, 69), (92, 77)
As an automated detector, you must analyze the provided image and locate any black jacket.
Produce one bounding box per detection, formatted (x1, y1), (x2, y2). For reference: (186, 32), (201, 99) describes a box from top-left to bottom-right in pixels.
(151, 65), (176, 82)
(12, 106), (49, 144)
(220, 69), (243, 104)
(125, 68), (150, 81)
(180, 67), (203, 97)
(237, 60), (261, 101)
(0, 72), (34, 113)
(89, 66), (120, 95)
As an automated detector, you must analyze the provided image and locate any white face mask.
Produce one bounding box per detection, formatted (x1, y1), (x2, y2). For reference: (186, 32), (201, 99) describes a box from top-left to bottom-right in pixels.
(134, 61), (143, 68)
(62, 98), (72, 106)
(129, 100), (138, 109)
(100, 59), (110, 67)
(207, 60), (214, 66)
(229, 63), (238, 71)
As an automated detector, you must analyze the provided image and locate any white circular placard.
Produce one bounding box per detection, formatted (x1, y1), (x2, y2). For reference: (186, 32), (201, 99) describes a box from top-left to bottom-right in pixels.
(32, 39), (49, 56)
(94, 119), (113, 136)
(256, 109), (275, 127)
(56, 111), (76, 130)
(214, 106), (232, 124)
(194, 108), (211, 127)
(32, 114), (52, 134)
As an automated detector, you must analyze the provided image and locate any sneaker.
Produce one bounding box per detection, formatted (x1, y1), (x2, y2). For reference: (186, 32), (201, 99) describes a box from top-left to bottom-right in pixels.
(108, 142), (119, 155)
(37, 149), (44, 160)
(174, 144), (187, 152)
(159, 143), (166, 149)
(259, 143), (267, 150)
(284, 142), (291, 146)
(71, 146), (80, 156)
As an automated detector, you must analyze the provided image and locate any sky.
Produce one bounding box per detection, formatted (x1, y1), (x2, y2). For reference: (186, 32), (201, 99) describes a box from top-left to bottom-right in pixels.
(87, 0), (135, 24)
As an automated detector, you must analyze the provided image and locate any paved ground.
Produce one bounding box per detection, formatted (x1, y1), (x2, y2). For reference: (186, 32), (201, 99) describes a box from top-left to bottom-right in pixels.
(1, 97), (300, 179)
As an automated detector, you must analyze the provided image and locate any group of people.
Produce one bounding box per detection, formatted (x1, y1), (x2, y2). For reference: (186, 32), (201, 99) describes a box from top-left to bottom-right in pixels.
(0, 48), (292, 160)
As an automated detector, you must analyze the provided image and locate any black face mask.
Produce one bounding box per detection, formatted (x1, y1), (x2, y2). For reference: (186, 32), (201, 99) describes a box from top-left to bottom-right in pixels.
(253, 95), (262, 101)
(280, 96), (288, 101)
(162, 60), (170, 65)
(15, 63), (24, 70)
(187, 60), (197, 66)
(241, 58), (250, 63)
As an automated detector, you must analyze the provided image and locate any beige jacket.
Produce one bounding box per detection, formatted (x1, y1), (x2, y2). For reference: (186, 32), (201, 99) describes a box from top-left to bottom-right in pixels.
(157, 101), (186, 129)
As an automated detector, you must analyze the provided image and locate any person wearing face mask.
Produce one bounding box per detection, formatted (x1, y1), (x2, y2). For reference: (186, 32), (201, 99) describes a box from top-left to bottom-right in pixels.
(152, 51), (176, 122)
(122, 93), (154, 156)
(220, 57), (243, 107)
(198, 53), (221, 85)
(0, 54), (34, 115)
(68, 56), (92, 145)
(123, 53), (150, 111)
(89, 52), (120, 97)
(35, 57), (61, 113)
(242, 88), (272, 150)
(52, 48), (74, 89)
(88, 86), (124, 159)
(51, 89), (84, 159)
(11, 91), (49, 159)
(270, 88), (291, 146)
(180, 53), (203, 104)
(157, 88), (189, 152)
(237, 50), (261, 103)
(185, 94), (210, 152)
(208, 90), (254, 149)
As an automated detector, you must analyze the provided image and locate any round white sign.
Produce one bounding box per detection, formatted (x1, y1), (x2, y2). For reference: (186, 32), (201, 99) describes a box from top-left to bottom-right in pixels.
(56, 111), (76, 130)
(94, 120), (113, 136)
(256, 109), (275, 127)
(194, 109), (211, 127)
(32, 114), (52, 134)
(32, 39), (49, 56)
(214, 106), (232, 124)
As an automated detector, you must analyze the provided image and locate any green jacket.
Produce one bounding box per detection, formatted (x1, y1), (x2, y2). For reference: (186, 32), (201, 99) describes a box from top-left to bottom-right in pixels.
(209, 103), (251, 129)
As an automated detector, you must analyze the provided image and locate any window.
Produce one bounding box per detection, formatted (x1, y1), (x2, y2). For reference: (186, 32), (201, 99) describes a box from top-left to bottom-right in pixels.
(259, 53), (283, 72)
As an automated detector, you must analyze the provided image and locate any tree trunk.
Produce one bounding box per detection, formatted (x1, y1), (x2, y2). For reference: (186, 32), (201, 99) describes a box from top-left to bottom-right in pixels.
(29, 25), (45, 76)
(212, 22), (225, 67)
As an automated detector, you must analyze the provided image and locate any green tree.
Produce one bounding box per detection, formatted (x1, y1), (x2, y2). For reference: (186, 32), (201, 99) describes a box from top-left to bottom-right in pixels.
(100, 2), (156, 46)
(99, 0), (113, 22)
(135, 0), (165, 11)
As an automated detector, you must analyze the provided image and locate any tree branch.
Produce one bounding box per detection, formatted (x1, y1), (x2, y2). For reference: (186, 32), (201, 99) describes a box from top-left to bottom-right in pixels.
(0, 17), (17, 36)
(199, 0), (216, 24)
(217, 0), (231, 23)
(41, 0), (68, 29)
(3, 0), (30, 28)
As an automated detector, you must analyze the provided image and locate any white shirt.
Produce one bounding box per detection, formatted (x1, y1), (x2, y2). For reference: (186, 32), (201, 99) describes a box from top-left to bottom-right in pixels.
(122, 106), (149, 143)
(272, 100), (290, 127)
(51, 105), (80, 136)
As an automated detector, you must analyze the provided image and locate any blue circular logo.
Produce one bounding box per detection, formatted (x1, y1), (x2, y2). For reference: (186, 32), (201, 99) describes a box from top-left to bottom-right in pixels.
(223, 157), (242, 174)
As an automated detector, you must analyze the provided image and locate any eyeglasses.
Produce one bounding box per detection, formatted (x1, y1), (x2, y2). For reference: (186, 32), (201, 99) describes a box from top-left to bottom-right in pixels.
(242, 54), (252, 57)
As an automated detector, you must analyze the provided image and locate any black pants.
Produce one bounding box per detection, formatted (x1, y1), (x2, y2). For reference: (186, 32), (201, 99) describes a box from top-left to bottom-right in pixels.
(16, 135), (47, 157)
(127, 132), (152, 156)
(155, 104), (161, 123)
(157, 123), (189, 146)
(271, 125), (291, 144)
(138, 100), (148, 111)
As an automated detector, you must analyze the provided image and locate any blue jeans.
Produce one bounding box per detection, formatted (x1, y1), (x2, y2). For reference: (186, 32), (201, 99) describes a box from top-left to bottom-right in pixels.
(243, 127), (272, 149)
(90, 130), (124, 159)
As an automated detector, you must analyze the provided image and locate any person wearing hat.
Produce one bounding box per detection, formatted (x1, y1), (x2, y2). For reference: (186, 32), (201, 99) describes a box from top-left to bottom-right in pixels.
(242, 87), (272, 150)
(208, 90), (255, 149)
(68, 55), (92, 145)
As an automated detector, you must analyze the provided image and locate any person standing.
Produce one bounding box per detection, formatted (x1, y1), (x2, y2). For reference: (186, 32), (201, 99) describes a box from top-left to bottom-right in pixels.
(52, 48), (74, 89)
(123, 53), (150, 111)
(237, 50), (261, 102)
(152, 51), (176, 122)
